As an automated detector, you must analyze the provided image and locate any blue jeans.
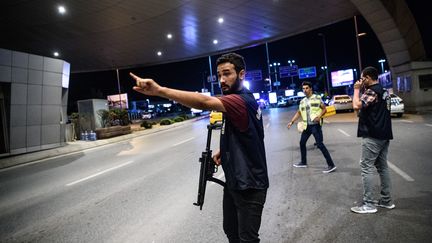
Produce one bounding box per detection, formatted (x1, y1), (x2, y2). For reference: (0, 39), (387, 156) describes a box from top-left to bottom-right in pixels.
(223, 188), (267, 243)
(300, 124), (334, 167)
(360, 137), (392, 205)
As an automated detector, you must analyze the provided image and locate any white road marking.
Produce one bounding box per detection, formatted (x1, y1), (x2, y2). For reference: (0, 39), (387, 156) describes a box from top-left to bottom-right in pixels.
(388, 160), (414, 182)
(337, 129), (351, 137)
(265, 123), (270, 129)
(172, 137), (195, 146)
(400, 120), (413, 123)
(425, 123), (432, 127)
(66, 160), (135, 186)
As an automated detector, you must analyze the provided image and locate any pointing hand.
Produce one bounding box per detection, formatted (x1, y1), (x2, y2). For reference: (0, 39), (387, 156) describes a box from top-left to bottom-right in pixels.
(130, 72), (162, 96)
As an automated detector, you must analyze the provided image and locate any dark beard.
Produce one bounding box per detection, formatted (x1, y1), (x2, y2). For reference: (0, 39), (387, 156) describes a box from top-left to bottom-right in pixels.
(222, 77), (241, 95)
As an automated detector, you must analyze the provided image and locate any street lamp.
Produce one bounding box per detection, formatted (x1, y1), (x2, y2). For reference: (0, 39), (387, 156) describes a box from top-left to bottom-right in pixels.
(378, 59), (386, 73)
(354, 15), (367, 73)
(269, 62), (281, 91)
(287, 59), (295, 88)
(318, 33), (330, 96)
(320, 66), (329, 95)
(116, 68), (122, 109)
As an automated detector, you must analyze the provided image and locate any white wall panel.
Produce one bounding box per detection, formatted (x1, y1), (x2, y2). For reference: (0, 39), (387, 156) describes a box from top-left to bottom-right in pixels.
(28, 70), (43, 85)
(0, 49), (12, 66)
(26, 105), (42, 125)
(43, 57), (63, 73)
(10, 126), (26, 150)
(28, 54), (43, 70)
(42, 86), (61, 105)
(12, 67), (28, 83)
(0, 66), (11, 82)
(26, 125), (41, 147)
(11, 83), (27, 105)
(41, 124), (60, 145)
(10, 105), (27, 127)
(42, 105), (61, 125)
(12, 51), (29, 68)
(43, 72), (62, 87)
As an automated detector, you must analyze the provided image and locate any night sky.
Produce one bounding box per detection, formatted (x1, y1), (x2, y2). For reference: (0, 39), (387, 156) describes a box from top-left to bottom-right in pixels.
(67, 11), (426, 114)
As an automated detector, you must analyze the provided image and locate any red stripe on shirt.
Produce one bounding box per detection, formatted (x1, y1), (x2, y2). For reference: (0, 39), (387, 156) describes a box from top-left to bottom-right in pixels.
(218, 94), (248, 132)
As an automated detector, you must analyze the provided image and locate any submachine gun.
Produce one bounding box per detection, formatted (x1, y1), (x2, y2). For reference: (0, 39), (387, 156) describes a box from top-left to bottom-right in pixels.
(193, 123), (226, 210)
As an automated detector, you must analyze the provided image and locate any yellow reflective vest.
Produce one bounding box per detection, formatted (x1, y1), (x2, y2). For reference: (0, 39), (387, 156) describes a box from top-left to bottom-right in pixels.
(299, 94), (323, 129)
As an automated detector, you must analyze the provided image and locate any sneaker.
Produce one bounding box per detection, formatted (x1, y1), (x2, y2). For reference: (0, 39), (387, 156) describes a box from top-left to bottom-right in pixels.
(376, 200), (395, 209)
(350, 204), (377, 214)
(293, 163), (307, 168)
(323, 166), (337, 173)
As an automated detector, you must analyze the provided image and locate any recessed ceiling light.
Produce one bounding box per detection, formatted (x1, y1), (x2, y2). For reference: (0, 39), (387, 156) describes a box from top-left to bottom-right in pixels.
(157, 51), (162, 56)
(213, 39), (218, 44)
(58, 5), (66, 15)
(53, 52), (59, 57)
(218, 17), (224, 24)
(167, 33), (172, 39)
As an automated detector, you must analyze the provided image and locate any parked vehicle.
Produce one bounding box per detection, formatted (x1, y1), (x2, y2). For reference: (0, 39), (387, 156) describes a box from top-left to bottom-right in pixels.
(390, 93), (404, 117)
(277, 97), (288, 107)
(141, 112), (153, 119)
(329, 94), (353, 112)
(287, 96), (302, 106)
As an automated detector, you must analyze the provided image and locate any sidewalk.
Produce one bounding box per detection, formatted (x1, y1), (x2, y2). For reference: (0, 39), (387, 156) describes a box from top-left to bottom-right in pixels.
(0, 116), (208, 170)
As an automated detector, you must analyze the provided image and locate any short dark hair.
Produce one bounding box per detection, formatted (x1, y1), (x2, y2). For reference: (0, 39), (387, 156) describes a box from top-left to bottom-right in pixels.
(302, 81), (312, 88)
(362, 66), (378, 80)
(216, 53), (246, 74)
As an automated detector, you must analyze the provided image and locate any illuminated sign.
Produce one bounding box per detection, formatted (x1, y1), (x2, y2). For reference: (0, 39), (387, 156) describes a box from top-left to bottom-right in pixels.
(285, 89), (295, 96)
(245, 70), (263, 81)
(269, 92), (277, 104)
(298, 66), (317, 79)
(331, 69), (354, 87)
(279, 65), (298, 78)
(107, 93), (128, 109)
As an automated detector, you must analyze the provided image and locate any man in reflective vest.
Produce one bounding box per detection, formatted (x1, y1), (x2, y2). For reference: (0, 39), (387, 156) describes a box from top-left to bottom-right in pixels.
(287, 81), (336, 173)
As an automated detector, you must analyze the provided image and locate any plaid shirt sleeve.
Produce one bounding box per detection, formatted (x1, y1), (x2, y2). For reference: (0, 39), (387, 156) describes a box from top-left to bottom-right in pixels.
(360, 88), (377, 108)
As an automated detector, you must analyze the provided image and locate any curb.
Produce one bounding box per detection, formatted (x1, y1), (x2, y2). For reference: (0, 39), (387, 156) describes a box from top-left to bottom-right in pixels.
(0, 115), (209, 170)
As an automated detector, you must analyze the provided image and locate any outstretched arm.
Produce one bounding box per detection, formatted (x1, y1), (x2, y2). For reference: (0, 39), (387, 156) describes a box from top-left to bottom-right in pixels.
(130, 72), (226, 112)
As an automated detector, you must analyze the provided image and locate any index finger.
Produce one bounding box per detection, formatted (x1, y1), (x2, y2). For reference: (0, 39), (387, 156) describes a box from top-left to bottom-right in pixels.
(129, 72), (139, 80)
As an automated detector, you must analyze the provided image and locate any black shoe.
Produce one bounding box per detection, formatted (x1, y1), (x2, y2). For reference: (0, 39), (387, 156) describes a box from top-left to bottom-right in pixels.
(293, 163), (307, 168)
(322, 166), (336, 173)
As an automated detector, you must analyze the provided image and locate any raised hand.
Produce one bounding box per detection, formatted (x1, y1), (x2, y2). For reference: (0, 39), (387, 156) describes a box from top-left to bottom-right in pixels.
(130, 72), (162, 96)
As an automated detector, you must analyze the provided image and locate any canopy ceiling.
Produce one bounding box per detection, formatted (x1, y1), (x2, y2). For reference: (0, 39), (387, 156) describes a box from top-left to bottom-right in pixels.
(1, 0), (359, 72)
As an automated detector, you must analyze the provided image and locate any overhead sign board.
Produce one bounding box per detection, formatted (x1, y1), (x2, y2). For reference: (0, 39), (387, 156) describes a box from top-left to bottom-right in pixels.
(298, 66), (317, 79)
(245, 70), (262, 81)
(279, 65), (298, 78)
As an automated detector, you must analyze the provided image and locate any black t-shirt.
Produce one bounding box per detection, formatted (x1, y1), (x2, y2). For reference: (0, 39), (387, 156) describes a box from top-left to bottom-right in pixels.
(357, 83), (393, 140)
(218, 89), (269, 190)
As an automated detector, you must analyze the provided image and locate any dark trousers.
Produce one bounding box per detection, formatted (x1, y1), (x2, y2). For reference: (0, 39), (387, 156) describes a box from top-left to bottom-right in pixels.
(223, 188), (267, 243)
(300, 124), (334, 167)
